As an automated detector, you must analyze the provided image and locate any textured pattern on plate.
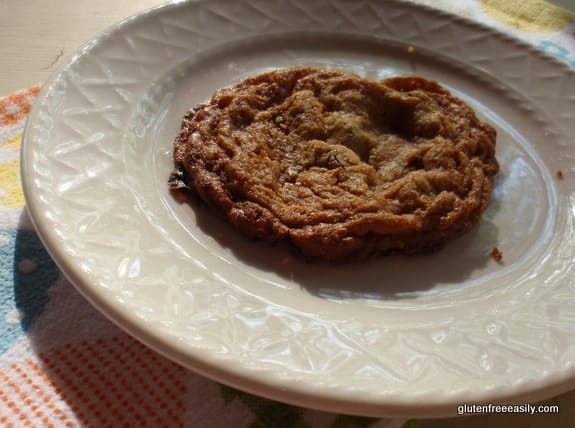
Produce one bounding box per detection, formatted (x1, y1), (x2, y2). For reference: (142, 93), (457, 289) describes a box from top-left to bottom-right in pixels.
(22, 0), (575, 417)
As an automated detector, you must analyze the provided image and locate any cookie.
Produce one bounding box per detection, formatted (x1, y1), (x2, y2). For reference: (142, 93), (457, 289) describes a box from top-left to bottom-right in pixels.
(170, 67), (498, 261)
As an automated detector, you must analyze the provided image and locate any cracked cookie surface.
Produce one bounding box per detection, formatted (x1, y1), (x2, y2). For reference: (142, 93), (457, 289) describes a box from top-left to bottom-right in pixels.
(170, 67), (498, 262)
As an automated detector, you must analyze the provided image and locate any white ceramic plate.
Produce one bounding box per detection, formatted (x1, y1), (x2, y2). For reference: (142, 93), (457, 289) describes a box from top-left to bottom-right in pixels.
(21, 0), (575, 418)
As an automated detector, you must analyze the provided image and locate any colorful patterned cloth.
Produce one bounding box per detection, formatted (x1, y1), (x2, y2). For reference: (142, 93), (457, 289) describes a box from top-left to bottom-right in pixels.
(0, 1), (573, 427)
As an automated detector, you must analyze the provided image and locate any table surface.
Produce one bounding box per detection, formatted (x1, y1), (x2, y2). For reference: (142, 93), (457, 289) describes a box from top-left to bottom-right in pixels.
(0, 0), (165, 95)
(1, 0), (574, 427)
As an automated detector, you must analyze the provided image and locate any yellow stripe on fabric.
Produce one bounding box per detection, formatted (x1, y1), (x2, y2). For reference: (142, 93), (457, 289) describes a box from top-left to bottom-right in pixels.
(3, 134), (22, 149)
(481, 0), (574, 33)
(0, 160), (24, 208)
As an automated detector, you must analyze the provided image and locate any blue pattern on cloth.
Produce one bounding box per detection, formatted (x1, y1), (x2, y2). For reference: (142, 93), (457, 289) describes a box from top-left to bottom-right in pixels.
(0, 229), (60, 353)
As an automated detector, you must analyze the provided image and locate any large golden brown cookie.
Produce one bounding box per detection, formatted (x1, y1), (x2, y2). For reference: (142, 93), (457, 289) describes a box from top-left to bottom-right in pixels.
(170, 67), (498, 262)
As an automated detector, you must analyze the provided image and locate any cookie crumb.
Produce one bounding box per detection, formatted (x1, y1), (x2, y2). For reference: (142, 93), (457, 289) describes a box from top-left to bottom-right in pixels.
(557, 170), (563, 179)
(491, 246), (503, 262)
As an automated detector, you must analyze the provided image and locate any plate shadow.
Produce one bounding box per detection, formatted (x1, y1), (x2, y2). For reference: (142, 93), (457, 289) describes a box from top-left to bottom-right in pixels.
(187, 196), (500, 301)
